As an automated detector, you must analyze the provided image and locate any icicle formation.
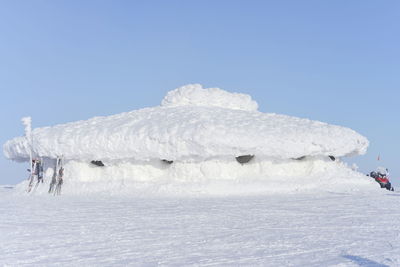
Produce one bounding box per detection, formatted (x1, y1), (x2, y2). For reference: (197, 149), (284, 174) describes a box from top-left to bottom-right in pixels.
(21, 117), (32, 138)
(21, 117), (33, 178)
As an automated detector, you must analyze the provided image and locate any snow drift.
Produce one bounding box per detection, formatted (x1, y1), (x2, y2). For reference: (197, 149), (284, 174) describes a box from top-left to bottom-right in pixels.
(3, 84), (374, 195)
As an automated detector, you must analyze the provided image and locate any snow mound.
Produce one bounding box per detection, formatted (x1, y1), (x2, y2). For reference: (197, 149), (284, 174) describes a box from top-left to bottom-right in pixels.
(3, 84), (374, 196)
(161, 84), (258, 111)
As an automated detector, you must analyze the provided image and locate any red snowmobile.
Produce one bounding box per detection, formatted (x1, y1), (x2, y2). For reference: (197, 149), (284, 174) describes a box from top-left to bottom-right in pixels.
(369, 170), (394, 191)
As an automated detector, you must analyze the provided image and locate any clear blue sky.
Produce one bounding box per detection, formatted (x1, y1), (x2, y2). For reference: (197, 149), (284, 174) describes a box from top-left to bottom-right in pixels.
(1, 0), (399, 185)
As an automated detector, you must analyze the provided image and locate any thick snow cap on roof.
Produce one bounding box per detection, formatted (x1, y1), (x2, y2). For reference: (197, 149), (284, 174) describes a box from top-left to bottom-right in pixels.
(3, 84), (368, 162)
(161, 84), (259, 111)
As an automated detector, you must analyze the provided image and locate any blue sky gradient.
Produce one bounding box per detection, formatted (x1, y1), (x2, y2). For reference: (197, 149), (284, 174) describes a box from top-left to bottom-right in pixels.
(1, 0), (399, 185)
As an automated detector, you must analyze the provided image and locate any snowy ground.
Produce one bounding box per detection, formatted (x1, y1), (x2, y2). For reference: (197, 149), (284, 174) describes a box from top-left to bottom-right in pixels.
(1, 187), (400, 266)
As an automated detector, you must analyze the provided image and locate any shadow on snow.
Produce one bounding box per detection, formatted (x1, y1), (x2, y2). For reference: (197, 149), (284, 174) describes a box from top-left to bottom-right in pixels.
(342, 255), (390, 267)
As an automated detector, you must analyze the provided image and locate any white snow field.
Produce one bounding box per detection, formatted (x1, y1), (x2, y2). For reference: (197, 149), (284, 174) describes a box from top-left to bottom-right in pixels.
(1, 187), (399, 266)
(4, 84), (395, 266)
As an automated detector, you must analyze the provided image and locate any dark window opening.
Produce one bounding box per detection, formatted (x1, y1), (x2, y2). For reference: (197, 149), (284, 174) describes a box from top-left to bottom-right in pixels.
(91, 160), (105, 167)
(236, 155), (254, 164)
(162, 159), (173, 164)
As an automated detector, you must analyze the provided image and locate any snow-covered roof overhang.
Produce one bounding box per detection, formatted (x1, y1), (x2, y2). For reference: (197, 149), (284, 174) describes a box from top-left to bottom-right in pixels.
(3, 84), (368, 162)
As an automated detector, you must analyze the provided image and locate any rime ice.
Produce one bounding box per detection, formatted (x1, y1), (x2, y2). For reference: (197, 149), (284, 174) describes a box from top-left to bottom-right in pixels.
(3, 84), (374, 195)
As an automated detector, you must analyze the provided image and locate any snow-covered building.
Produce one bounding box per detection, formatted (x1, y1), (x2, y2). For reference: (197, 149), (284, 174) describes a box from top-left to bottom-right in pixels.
(3, 84), (374, 195)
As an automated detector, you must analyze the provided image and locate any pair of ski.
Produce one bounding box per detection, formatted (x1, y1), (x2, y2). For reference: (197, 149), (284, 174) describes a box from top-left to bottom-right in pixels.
(27, 159), (44, 193)
(48, 157), (64, 195)
(27, 160), (36, 193)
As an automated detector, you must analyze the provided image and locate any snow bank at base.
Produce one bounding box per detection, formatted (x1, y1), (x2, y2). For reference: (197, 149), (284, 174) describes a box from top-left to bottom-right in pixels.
(16, 157), (376, 196)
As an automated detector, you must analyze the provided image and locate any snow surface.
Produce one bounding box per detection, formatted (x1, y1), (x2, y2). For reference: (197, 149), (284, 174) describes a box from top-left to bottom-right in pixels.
(3, 84), (368, 162)
(161, 84), (259, 111)
(1, 85), (392, 265)
(1, 188), (399, 266)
